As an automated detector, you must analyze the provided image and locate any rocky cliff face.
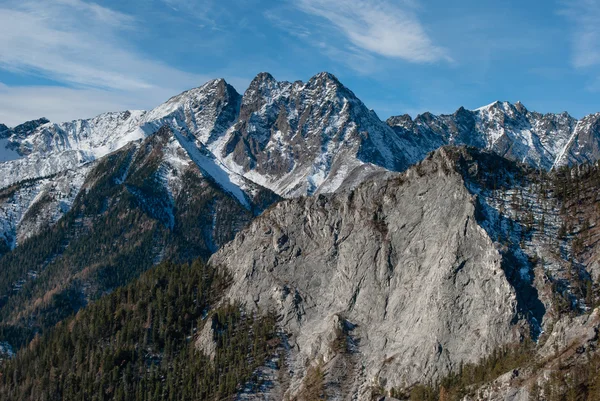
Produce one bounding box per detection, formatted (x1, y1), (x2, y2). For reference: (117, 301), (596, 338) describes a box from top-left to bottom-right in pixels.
(4, 73), (600, 399)
(208, 148), (529, 399)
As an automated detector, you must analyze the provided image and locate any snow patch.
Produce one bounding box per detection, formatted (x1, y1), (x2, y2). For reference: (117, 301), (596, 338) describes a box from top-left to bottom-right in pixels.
(171, 129), (251, 209)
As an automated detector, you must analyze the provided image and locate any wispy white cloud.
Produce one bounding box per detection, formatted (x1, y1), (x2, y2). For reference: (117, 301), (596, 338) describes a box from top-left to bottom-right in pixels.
(294, 0), (450, 63)
(560, 0), (600, 68)
(0, 0), (205, 90)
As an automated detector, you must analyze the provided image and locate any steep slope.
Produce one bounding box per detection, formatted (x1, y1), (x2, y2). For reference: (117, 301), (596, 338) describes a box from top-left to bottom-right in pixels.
(0, 126), (278, 350)
(0, 165), (91, 255)
(0, 118), (48, 162)
(554, 112), (600, 167)
(207, 147), (530, 399)
(202, 146), (600, 400)
(214, 72), (418, 197)
(0, 79), (242, 191)
(0, 72), (423, 203)
(4, 77), (600, 209)
(0, 79), (249, 252)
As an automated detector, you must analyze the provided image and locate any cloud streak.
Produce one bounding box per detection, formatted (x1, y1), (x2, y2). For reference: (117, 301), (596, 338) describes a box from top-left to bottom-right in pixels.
(560, 0), (600, 68)
(0, 0), (236, 125)
(295, 0), (449, 63)
(0, 0), (206, 91)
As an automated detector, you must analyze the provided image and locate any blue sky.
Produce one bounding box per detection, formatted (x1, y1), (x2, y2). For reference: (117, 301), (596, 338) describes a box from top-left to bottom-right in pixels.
(0, 0), (599, 125)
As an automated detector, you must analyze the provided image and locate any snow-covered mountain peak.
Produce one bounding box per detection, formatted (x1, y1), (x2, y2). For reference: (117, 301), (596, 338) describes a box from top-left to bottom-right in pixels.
(215, 72), (420, 197)
(473, 100), (503, 112)
(6, 73), (600, 203)
(306, 71), (344, 91)
(144, 78), (239, 123)
(514, 100), (527, 113)
(387, 100), (599, 171)
(386, 114), (414, 129)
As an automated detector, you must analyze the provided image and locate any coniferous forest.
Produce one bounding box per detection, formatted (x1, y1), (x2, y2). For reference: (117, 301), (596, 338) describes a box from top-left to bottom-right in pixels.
(0, 259), (278, 401)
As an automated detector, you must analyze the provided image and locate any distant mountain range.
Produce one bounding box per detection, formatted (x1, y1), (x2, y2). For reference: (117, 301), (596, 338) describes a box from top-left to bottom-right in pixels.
(2, 73), (599, 199)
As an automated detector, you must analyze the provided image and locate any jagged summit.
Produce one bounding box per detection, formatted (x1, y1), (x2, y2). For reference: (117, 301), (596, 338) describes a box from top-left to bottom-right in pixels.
(306, 71), (346, 90)
(250, 71), (276, 84)
(9, 118), (50, 138)
(219, 71), (419, 196)
(3, 73), (600, 200)
(386, 99), (592, 170)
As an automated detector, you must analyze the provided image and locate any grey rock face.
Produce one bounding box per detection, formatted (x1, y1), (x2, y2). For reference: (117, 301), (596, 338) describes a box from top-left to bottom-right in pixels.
(209, 149), (522, 399)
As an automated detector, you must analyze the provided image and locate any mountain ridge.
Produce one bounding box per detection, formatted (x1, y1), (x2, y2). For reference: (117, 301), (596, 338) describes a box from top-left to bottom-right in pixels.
(4, 72), (600, 263)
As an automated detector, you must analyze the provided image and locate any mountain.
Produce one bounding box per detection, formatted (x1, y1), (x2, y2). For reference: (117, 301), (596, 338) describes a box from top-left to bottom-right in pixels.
(214, 72), (418, 197)
(4, 74), (600, 228)
(387, 101), (600, 170)
(4, 72), (600, 400)
(3, 145), (600, 400)
(203, 146), (556, 398)
(0, 73), (421, 201)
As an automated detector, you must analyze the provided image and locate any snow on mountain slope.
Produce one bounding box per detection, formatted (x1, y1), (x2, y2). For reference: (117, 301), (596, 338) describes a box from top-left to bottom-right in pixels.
(0, 164), (91, 251)
(388, 101), (580, 170)
(140, 78), (241, 145)
(0, 79), (243, 198)
(0, 73), (422, 201)
(0, 139), (21, 163)
(212, 72), (418, 197)
(0, 111), (145, 189)
(553, 112), (600, 167)
(13, 111), (146, 157)
(3, 73), (600, 222)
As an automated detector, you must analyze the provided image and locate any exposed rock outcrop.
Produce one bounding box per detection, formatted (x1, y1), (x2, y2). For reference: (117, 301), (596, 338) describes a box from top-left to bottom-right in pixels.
(209, 148), (526, 399)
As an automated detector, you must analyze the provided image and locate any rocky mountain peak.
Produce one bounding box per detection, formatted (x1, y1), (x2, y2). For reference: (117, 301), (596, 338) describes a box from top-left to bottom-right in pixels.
(413, 111), (438, 126)
(306, 71), (343, 90)
(386, 114), (413, 129)
(514, 100), (527, 113)
(246, 72), (278, 93)
(305, 71), (362, 106)
(452, 105), (476, 121)
(10, 118), (50, 139)
(152, 77), (240, 116)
